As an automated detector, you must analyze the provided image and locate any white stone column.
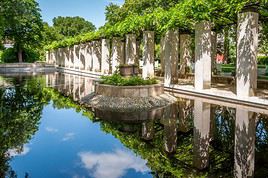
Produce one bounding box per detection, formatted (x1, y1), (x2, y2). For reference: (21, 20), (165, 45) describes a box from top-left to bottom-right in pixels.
(193, 100), (211, 170)
(69, 46), (75, 69)
(125, 34), (137, 65)
(101, 39), (111, 74)
(211, 31), (217, 75)
(79, 44), (86, 70)
(142, 31), (155, 79)
(63, 47), (69, 68)
(111, 37), (125, 73)
(236, 9), (258, 98)
(160, 36), (165, 74)
(164, 30), (179, 85)
(179, 34), (193, 75)
(74, 45), (80, 70)
(234, 108), (256, 178)
(46, 51), (50, 64)
(85, 42), (93, 71)
(195, 21), (212, 90)
(92, 41), (102, 72)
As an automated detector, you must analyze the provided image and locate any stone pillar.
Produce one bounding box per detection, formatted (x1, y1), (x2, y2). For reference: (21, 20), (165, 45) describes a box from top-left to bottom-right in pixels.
(234, 108), (256, 178)
(236, 9), (258, 98)
(125, 34), (137, 65)
(195, 21), (212, 90)
(142, 31), (155, 79)
(63, 47), (69, 68)
(74, 45), (80, 70)
(69, 46), (75, 69)
(46, 51), (50, 64)
(164, 30), (179, 85)
(85, 42), (93, 71)
(101, 39), (111, 74)
(193, 100), (211, 170)
(92, 41), (102, 72)
(79, 44), (86, 70)
(111, 37), (125, 73)
(179, 34), (193, 76)
(211, 31), (217, 75)
(160, 36), (165, 74)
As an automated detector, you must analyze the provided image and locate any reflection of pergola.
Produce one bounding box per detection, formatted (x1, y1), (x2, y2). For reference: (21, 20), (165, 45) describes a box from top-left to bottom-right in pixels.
(47, 6), (267, 106)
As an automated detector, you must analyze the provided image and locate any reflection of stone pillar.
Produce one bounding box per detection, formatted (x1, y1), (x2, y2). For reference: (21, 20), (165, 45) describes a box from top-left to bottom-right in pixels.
(193, 100), (211, 170)
(111, 37), (125, 73)
(125, 34), (137, 65)
(211, 31), (217, 75)
(178, 100), (193, 133)
(101, 39), (111, 74)
(141, 109), (158, 141)
(164, 30), (179, 85)
(161, 104), (178, 153)
(179, 34), (193, 75)
(236, 9), (258, 98)
(92, 41), (102, 72)
(234, 108), (256, 178)
(195, 21), (212, 90)
(142, 31), (155, 79)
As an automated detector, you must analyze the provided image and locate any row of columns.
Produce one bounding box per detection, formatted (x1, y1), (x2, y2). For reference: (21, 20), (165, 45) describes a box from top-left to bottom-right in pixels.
(46, 9), (259, 98)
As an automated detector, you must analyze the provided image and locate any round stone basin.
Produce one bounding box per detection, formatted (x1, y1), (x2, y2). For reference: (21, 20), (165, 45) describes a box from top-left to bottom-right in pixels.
(95, 83), (164, 98)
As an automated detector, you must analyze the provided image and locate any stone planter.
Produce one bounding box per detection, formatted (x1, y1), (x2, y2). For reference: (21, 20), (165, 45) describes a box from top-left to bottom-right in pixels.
(119, 65), (139, 76)
(95, 83), (164, 98)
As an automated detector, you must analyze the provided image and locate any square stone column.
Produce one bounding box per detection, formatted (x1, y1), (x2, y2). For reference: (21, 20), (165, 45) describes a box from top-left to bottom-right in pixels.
(85, 42), (93, 71)
(160, 36), (165, 74)
(125, 34), (138, 65)
(142, 31), (155, 79)
(179, 34), (193, 76)
(236, 10), (258, 98)
(195, 21), (212, 90)
(164, 30), (179, 86)
(193, 100), (211, 170)
(79, 44), (86, 70)
(74, 45), (80, 70)
(92, 41), (102, 72)
(101, 39), (111, 74)
(69, 46), (75, 69)
(111, 37), (125, 73)
(234, 108), (256, 178)
(211, 31), (217, 75)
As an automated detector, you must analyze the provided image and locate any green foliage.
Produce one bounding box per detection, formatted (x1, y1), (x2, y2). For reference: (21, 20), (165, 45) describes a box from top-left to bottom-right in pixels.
(1, 0), (43, 62)
(258, 56), (268, 65)
(100, 74), (158, 86)
(0, 48), (42, 63)
(52, 16), (96, 37)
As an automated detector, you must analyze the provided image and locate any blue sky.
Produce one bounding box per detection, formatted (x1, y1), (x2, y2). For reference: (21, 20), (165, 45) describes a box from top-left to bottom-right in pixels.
(37, 0), (125, 28)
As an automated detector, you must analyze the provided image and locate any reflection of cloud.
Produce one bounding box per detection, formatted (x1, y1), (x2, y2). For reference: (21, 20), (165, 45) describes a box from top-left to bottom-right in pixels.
(78, 149), (149, 178)
(45, 127), (59, 133)
(62, 132), (75, 141)
(8, 145), (30, 157)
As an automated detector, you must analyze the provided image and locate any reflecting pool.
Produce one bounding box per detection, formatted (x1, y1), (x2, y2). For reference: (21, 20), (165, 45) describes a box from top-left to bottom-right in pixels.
(0, 73), (268, 178)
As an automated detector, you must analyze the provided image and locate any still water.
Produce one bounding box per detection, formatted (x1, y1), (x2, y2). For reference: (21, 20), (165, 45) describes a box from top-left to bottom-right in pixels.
(0, 73), (268, 178)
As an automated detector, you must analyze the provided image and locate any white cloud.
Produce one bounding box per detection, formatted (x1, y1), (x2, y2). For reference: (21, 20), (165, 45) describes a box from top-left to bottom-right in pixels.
(78, 149), (149, 178)
(45, 127), (59, 133)
(8, 145), (30, 157)
(62, 132), (75, 141)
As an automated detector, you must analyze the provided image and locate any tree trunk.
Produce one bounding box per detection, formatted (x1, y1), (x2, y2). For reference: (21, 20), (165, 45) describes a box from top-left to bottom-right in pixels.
(18, 48), (23, 63)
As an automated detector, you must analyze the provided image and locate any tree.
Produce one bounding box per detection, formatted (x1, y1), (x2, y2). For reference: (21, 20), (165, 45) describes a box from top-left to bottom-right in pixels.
(2, 0), (43, 63)
(52, 16), (96, 37)
(41, 22), (64, 46)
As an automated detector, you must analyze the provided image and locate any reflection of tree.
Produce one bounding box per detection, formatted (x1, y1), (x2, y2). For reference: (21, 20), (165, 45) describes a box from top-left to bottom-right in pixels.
(0, 77), (46, 177)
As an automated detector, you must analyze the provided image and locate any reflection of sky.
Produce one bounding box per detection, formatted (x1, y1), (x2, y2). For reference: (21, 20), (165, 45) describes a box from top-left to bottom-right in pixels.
(79, 150), (150, 178)
(10, 103), (152, 178)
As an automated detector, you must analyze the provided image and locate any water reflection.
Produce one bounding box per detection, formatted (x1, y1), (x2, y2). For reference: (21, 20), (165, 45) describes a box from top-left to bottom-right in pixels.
(1, 73), (268, 177)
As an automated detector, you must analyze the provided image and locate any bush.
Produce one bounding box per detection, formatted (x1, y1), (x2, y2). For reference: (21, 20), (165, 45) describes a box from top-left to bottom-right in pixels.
(0, 48), (42, 63)
(100, 74), (158, 86)
(258, 56), (268, 65)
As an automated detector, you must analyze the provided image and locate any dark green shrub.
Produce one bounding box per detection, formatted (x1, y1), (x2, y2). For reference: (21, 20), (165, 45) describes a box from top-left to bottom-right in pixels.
(258, 56), (268, 65)
(100, 74), (158, 86)
(0, 48), (41, 63)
